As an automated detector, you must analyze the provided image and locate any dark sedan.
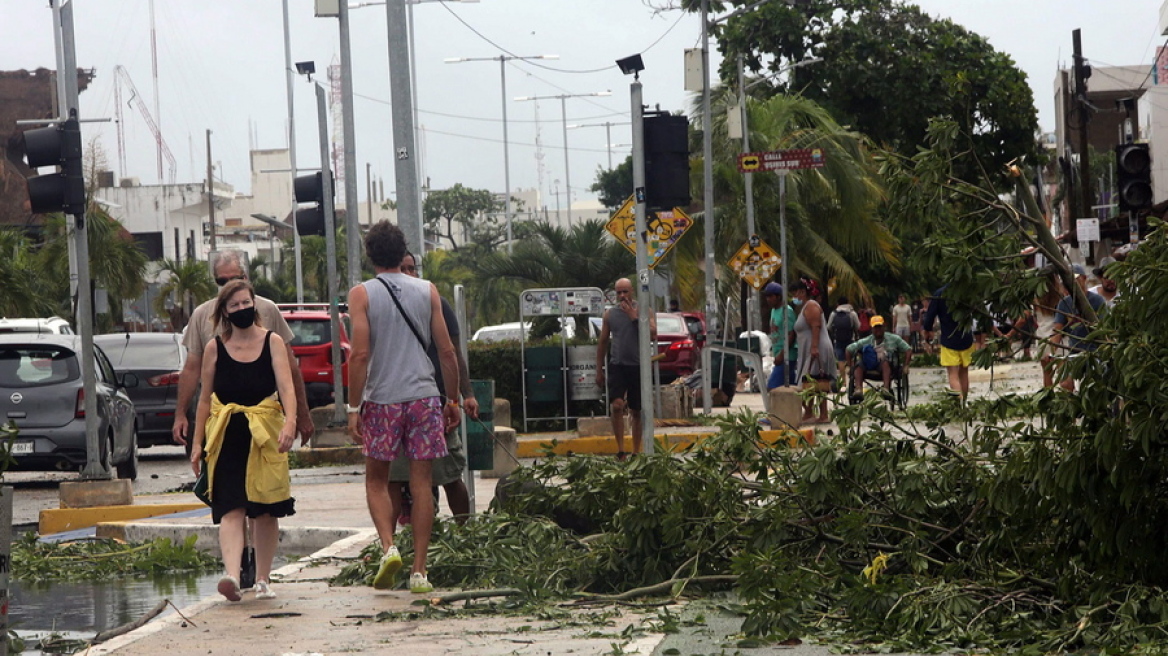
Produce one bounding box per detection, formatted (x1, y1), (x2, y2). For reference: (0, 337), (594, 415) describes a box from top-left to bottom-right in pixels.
(0, 334), (138, 478)
(94, 333), (185, 449)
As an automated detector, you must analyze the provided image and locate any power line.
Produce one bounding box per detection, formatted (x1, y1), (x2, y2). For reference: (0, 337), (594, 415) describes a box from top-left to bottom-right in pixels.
(437, 0), (688, 75)
(354, 91), (628, 123)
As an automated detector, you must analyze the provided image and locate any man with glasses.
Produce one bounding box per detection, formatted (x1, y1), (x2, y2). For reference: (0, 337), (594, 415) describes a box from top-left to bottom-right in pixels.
(172, 250), (313, 449)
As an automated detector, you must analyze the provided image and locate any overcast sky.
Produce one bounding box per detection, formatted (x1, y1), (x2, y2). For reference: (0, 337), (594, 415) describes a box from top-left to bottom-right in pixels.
(3, 0), (1166, 209)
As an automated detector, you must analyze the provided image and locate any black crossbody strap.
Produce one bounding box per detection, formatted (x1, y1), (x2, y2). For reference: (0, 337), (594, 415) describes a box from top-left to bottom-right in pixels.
(375, 277), (430, 352)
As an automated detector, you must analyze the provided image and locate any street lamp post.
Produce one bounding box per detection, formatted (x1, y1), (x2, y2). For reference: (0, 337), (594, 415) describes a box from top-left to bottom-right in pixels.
(446, 54), (558, 250)
(281, 0), (305, 304)
(567, 121), (630, 170)
(515, 91), (613, 226)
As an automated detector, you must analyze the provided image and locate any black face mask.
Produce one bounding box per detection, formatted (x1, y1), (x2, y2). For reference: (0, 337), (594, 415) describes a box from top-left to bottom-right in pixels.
(227, 307), (256, 329)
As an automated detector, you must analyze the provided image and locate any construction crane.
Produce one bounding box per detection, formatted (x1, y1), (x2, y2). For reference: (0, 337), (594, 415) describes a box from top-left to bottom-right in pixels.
(113, 64), (176, 184)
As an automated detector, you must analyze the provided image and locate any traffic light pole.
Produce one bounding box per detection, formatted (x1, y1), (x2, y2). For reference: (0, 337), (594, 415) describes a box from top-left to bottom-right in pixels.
(700, 0), (715, 416)
(52, 0), (106, 479)
(630, 77), (655, 454)
(314, 83), (347, 427)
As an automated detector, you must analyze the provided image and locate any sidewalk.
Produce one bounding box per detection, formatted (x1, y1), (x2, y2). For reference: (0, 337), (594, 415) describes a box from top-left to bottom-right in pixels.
(81, 362), (1042, 655)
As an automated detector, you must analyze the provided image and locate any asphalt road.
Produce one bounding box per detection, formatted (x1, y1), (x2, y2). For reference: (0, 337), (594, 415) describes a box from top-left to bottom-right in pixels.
(7, 443), (193, 529)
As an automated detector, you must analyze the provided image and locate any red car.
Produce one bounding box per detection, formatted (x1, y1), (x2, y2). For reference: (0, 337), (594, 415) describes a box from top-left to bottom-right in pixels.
(655, 312), (701, 383)
(279, 304), (350, 408)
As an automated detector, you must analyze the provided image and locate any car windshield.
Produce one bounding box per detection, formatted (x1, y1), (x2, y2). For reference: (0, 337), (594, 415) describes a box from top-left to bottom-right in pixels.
(98, 339), (182, 368)
(656, 315), (685, 334)
(288, 320), (332, 346)
(0, 346), (79, 387)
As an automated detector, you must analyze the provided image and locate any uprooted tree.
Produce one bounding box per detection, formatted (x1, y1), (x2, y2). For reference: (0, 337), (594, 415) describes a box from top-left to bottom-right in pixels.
(336, 122), (1168, 652)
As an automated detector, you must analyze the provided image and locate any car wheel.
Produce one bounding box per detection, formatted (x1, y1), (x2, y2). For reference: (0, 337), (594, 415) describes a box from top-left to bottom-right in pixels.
(116, 424), (139, 481)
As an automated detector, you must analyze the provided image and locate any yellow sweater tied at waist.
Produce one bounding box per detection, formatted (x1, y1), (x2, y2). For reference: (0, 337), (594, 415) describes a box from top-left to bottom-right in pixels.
(203, 394), (290, 505)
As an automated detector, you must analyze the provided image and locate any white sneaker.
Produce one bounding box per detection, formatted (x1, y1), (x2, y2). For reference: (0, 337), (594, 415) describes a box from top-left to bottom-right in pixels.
(372, 545), (403, 590)
(409, 571), (433, 594)
(216, 575), (241, 602)
(254, 580), (276, 600)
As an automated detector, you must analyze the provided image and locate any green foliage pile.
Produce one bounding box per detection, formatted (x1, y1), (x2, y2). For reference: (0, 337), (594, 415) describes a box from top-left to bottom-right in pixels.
(14, 534), (219, 584)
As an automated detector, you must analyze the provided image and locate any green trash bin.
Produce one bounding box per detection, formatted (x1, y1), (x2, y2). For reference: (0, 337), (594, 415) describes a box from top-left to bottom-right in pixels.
(466, 379), (495, 471)
(524, 346), (564, 404)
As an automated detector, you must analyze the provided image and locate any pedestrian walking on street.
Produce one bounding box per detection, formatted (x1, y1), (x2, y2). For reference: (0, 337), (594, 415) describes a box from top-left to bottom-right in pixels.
(191, 280), (299, 603)
(922, 285), (974, 400)
(346, 222), (462, 595)
(763, 282), (797, 389)
(596, 277), (657, 457)
(388, 252), (478, 525)
(790, 280), (837, 423)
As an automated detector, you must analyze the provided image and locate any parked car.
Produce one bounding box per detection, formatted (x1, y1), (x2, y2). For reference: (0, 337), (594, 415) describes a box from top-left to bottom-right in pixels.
(655, 312), (700, 383)
(279, 304), (350, 408)
(0, 317), (74, 335)
(94, 332), (185, 449)
(0, 334), (138, 478)
(471, 318), (585, 343)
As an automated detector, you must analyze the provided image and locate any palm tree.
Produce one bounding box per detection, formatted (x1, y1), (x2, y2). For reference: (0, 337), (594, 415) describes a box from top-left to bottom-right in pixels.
(155, 258), (216, 330)
(471, 219), (635, 331)
(0, 228), (54, 317)
(686, 90), (894, 307)
(33, 209), (151, 324)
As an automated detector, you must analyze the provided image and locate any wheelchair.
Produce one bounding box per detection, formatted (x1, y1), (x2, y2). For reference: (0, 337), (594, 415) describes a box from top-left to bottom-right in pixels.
(846, 358), (910, 410)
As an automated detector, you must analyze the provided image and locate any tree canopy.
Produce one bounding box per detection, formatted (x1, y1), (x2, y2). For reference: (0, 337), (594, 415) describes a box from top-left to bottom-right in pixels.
(710, 0), (1040, 179)
(423, 183), (505, 252)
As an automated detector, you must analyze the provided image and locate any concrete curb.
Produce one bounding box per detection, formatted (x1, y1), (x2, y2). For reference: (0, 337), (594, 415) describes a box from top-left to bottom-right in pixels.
(516, 427), (815, 457)
(39, 503), (206, 535)
(94, 517), (368, 557)
(87, 528), (379, 655)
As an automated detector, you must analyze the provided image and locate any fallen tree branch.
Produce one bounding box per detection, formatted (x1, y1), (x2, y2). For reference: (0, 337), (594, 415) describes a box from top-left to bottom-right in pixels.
(573, 575), (738, 603)
(93, 598), (167, 643)
(431, 588), (524, 605)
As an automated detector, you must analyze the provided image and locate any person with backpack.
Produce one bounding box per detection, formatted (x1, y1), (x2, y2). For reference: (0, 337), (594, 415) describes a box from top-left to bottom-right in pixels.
(828, 298), (860, 379)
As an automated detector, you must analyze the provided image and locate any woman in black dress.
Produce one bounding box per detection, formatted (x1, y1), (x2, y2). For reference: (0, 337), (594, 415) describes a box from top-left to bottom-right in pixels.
(192, 280), (297, 602)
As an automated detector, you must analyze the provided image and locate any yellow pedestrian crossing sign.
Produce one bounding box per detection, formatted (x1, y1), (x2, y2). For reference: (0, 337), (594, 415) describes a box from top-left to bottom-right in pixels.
(604, 195), (693, 269)
(728, 236), (781, 289)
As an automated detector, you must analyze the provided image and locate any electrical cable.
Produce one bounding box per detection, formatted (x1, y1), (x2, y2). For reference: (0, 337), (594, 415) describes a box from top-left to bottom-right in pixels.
(354, 92), (627, 123)
(437, 0), (688, 74)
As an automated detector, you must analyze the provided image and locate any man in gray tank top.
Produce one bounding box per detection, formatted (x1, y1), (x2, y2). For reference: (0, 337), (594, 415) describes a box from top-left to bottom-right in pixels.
(595, 277), (656, 457)
(346, 222), (461, 595)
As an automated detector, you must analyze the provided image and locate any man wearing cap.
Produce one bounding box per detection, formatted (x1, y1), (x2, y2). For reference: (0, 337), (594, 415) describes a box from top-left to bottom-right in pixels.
(763, 282), (797, 389)
(1051, 263), (1107, 391)
(844, 315), (911, 402)
(1089, 257), (1119, 307)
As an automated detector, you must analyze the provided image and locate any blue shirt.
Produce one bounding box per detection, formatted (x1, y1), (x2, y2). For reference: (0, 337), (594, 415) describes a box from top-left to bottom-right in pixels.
(922, 287), (974, 351)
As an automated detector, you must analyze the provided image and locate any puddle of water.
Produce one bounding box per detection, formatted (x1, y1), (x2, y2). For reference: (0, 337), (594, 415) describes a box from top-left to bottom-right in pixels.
(11, 556), (296, 652)
(11, 570), (222, 634)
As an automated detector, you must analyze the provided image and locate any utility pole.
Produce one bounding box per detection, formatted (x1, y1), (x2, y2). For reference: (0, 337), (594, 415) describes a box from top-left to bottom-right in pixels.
(338, 1), (361, 289)
(281, 0), (305, 304)
(630, 76), (655, 454)
(314, 83), (346, 427)
(206, 129), (216, 253)
(385, 0), (422, 266)
(1073, 28), (1093, 261)
(699, 0), (715, 415)
(367, 162), (373, 226)
(51, 0), (103, 480)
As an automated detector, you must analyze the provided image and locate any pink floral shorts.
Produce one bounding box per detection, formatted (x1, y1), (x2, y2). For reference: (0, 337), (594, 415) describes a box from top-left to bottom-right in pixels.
(360, 397), (448, 462)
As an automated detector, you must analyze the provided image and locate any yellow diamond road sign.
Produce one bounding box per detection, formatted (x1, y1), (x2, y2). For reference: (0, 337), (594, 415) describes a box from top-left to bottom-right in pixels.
(729, 237), (782, 289)
(604, 195), (693, 269)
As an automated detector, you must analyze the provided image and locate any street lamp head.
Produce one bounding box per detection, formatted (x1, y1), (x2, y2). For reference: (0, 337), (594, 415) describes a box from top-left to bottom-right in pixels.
(615, 54), (644, 76)
(596, 91), (613, 97)
(444, 57), (467, 63)
(295, 61), (316, 81)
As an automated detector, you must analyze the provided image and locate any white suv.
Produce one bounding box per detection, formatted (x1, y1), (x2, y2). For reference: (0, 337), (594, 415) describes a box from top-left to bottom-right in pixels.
(0, 317), (74, 335)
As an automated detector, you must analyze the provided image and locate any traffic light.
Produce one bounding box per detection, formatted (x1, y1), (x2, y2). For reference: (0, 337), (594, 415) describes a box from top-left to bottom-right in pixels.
(293, 170), (332, 237)
(1115, 143), (1153, 212)
(22, 117), (85, 215)
(643, 113), (691, 212)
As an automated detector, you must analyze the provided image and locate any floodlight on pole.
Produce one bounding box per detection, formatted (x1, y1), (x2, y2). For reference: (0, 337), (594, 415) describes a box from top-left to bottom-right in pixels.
(515, 90), (613, 226)
(446, 53), (559, 249)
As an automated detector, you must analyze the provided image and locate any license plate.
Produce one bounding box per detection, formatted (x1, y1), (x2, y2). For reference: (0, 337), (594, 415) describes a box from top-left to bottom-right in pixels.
(10, 441), (33, 455)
